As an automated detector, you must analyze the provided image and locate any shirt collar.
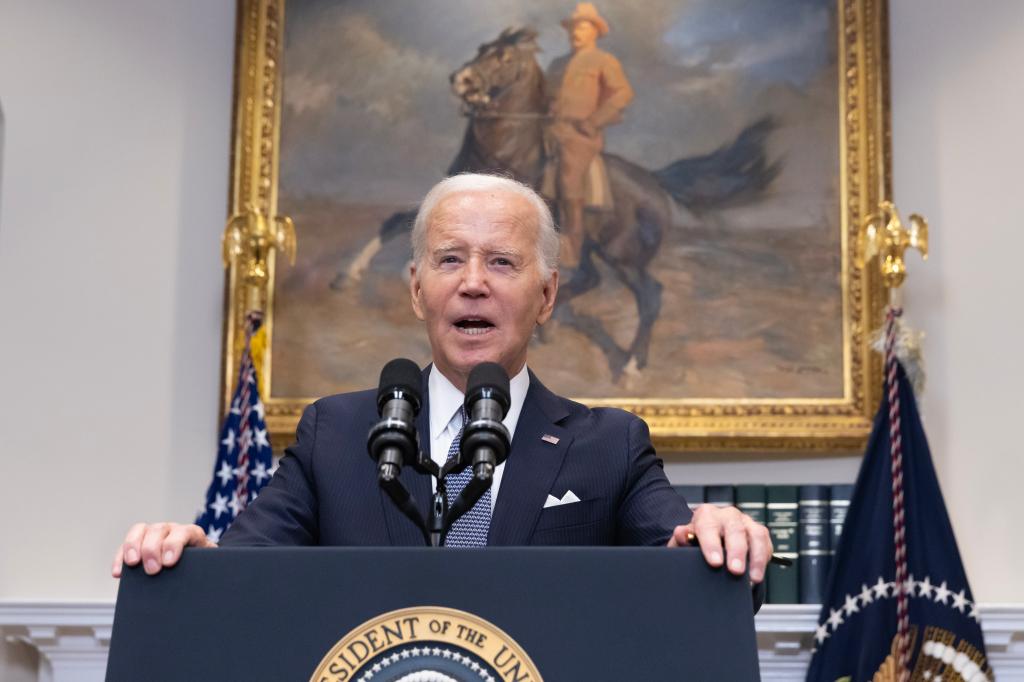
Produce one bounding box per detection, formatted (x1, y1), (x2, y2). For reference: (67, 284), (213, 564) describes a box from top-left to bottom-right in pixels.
(428, 364), (530, 440)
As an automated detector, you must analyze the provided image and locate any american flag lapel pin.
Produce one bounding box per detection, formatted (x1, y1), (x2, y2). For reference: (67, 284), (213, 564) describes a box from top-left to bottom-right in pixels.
(541, 434), (560, 445)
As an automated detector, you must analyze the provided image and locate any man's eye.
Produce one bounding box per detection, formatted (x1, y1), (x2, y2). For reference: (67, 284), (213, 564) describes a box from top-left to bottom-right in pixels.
(492, 258), (513, 267)
(439, 256), (460, 265)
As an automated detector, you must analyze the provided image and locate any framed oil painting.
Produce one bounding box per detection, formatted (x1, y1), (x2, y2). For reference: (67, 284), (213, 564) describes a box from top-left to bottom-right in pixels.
(223, 0), (891, 451)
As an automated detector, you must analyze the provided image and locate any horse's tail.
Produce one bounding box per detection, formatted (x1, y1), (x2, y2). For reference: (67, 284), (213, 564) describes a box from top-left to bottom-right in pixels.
(379, 208), (418, 241)
(653, 116), (780, 212)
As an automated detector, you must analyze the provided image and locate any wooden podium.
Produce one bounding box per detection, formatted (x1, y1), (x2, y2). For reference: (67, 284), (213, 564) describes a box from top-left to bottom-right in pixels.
(107, 547), (761, 680)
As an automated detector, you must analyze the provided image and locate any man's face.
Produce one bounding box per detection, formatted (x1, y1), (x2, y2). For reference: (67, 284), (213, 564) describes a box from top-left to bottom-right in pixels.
(410, 189), (559, 390)
(570, 20), (599, 51)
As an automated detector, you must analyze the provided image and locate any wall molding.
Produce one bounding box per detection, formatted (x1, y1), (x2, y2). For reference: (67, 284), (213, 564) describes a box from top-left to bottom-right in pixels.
(2, 602), (1022, 681)
(754, 604), (1024, 680)
(0, 603), (113, 682)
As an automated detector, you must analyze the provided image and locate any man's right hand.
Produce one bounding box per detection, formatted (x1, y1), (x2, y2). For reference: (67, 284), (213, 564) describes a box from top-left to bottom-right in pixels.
(112, 523), (216, 578)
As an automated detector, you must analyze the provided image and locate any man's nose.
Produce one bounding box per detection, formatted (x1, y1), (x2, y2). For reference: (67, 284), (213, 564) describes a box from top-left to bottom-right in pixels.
(459, 258), (489, 296)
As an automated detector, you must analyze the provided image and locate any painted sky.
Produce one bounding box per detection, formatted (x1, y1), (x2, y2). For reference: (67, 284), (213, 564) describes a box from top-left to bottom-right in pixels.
(279, 0), (837, 205)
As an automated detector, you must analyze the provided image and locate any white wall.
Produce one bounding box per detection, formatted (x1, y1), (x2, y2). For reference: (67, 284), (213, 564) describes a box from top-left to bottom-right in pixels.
(890, 0), (1024, 600)
(0, 0), (1020, 621)
(0, 1), (234, 601)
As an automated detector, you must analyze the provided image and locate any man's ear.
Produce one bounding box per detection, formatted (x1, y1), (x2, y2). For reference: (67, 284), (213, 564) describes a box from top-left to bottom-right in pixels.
(536, 269), (559, 326)
(409, 262), (426, 321)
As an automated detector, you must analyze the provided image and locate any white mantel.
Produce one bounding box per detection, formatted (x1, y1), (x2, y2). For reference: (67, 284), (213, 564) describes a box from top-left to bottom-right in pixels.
(2, 602), (1022, 681)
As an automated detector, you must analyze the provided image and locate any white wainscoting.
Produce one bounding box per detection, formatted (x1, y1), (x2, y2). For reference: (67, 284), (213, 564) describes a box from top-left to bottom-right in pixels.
(2, 602), (1022, 681)
(755, 605), (1024, 680)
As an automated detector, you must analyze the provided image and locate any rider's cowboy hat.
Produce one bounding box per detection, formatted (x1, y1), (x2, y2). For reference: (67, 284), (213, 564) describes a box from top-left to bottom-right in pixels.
(560, 3), (610, 37)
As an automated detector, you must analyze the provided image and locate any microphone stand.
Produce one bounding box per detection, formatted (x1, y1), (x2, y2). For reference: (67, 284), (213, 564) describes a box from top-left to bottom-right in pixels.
(377, 466), (431, 547)
(434, 454), (494, 547)
(376, 449), (488, 548)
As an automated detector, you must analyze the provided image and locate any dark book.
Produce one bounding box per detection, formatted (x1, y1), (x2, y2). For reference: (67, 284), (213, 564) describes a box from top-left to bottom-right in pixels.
(735, 485), (767, 525)
(798, 485), (831, 604)
(767, 485), (799, 604)
(829, 483), (855, 553)
(703, 485), (735, 508)
(672, 485), (704, 512)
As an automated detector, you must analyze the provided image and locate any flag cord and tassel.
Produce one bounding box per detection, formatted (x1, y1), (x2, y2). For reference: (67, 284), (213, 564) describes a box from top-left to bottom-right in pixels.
(884, 305), (911, 681)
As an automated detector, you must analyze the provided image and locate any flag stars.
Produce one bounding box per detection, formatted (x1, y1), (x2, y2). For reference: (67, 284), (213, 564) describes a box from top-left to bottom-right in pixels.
(858, 583), (875, 607)
(951, 589), (969, 613)
(253, 399), (265, 420)
(821, 575), (983, 655)
(250, 461), (270, 484)
(209, 493), (229, 519)
(221, 429), (236, 454)
(228, 492), (243, 518)
(902, 573), (917, 597)
(206, 526), (223, 544)
(827, 607), (844, 631)
(216, 461), (234, 487)
(255, 427), (270, 450)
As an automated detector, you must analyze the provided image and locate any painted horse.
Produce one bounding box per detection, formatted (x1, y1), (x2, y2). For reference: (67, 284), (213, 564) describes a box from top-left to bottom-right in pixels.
(335, 27), (778, 379)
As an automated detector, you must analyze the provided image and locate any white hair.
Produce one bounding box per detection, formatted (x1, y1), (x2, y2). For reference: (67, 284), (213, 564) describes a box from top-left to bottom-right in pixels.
(411, 173), (559, 281)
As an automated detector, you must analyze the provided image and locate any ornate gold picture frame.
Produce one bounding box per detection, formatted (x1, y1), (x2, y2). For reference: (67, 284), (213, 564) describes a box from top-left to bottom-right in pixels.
(222, 0), (890, 452)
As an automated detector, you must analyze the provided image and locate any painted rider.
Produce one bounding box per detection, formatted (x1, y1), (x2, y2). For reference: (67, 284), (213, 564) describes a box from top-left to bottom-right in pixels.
(544, 3), (634, 269)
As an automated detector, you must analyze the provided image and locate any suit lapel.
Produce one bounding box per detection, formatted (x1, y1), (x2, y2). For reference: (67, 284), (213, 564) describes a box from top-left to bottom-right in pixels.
(379, 366), (433, 545)
(489, 372), (573, 545)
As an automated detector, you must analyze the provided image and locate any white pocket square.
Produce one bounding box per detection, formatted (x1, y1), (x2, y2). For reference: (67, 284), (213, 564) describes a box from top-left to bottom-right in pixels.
(543, 490), (581, 508)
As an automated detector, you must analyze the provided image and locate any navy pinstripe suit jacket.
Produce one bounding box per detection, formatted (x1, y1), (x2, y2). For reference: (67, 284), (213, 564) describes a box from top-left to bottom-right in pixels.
(221, 370), (691, 547)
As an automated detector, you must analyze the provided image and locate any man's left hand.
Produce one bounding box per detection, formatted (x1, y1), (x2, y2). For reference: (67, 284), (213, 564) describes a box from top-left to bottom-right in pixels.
(666, 504), (773, 583)
(574, 119), (599, 138)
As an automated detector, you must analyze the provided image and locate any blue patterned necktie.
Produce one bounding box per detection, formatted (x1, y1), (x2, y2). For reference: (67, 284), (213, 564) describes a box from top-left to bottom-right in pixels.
(444, 406), (492, 547)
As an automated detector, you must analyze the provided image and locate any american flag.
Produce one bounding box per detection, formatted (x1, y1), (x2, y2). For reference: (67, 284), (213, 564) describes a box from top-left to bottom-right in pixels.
(195, 311), (275, 543)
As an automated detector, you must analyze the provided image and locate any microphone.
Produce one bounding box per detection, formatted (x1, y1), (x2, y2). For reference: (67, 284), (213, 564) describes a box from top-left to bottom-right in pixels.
(367, 358), (422, 482)
(458, 362), (512, 482)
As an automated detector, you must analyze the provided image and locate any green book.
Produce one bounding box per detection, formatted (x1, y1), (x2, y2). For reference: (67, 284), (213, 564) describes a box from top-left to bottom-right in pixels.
(672, 485), (705, 513)
(704, 484), (735, 508)
(767, 485), (800, 604)
(736, 485), (767, 525)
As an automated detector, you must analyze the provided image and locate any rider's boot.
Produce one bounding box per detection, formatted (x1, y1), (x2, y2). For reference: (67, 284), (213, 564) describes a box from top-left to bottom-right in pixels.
(559, 199), (585, 269)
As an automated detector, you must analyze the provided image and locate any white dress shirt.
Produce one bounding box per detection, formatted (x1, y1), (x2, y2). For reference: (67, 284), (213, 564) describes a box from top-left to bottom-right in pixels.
(427, 364), (530, 511)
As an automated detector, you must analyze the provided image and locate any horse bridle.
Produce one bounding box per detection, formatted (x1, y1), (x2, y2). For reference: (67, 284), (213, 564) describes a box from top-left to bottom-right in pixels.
(459, 47), (550, 121)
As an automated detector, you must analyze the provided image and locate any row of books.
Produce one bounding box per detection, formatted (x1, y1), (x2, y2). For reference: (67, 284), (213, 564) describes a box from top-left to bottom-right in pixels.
(672, 484), (854, 604)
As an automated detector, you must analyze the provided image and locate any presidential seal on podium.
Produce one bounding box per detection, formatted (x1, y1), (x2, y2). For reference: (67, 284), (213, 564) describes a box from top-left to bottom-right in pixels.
(311, 606), (542, 682)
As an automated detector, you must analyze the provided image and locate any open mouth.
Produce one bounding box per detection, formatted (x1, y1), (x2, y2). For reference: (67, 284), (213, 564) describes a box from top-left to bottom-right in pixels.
(453, 317), (496, 336)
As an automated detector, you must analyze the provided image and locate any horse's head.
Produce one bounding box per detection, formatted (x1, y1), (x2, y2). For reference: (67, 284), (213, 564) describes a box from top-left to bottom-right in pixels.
(450, 27), (539, 111)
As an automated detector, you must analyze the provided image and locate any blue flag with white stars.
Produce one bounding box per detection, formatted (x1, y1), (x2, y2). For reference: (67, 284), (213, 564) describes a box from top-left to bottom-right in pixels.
(806, 350), (990, 681)
(195, 312), (274, 544)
